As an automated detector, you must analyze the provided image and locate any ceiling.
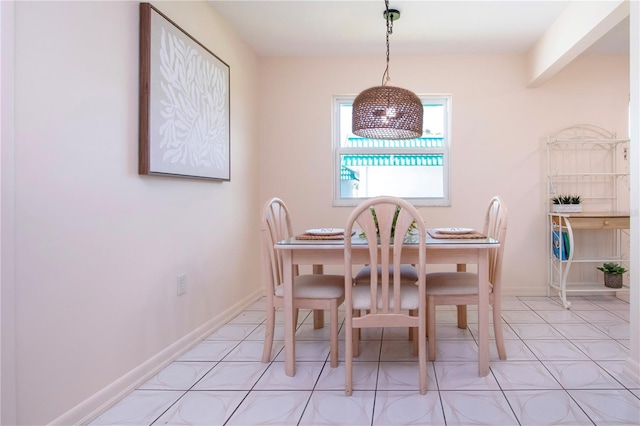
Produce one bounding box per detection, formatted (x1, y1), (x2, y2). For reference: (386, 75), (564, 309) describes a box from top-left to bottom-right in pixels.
(209, 0), (629, 57)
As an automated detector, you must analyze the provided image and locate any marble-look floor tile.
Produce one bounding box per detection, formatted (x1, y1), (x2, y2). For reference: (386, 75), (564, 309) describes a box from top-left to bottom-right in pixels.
(597, 360), (640, 389)
(439, 390), (519, 425)
(434, 340), (480, 362)
(376, 361), (437, 391)
(520, 298), (564, 311)
(153, 390), (248, 425)
(138, 361), (215, 390)
(372, 390), (445, 425)
(227, 310), (266, 325)
(501, 298), (535, 310)
(573, 309), (627, 323)
(253, 361), (324, 390)
(176, 340), (240, 362)
(501, 310), (545, 324)
(504, 390), (593, 425)
(592, 321), (630, 340)
(552, 323), (610, 340)
(247, 323), (285, 341)
(340, 340), (382, 362)
(205, 323), (259, 341)
(550, 297), (596, 309)
(568, 389), (640, 425)
(432, 323), (475, 340)
(490, 361), (562, 390)
(570, 339), (629, 361)
(536, 310), (587, 324)
(543, 360), (627, 389)
(379, 340), (420, 362)
(508, 323), (565, 339)
(226, 390), (311, 425)
(226, 339), (279, 362)
(523, 339), (590, 361)
(88, 390), (183, 425)
(467, 322), (519, 340)
(315, 361), (378, 391)
(490, 339), (537, 361)
(299, 390), (375, 425)
(192, 361), (269, 390)
(434, 361), (500, 391)
(274, 340), (330, 362)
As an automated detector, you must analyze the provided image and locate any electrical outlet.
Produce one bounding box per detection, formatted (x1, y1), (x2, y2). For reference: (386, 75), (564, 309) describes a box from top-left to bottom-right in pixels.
(177, 273), (187, 296)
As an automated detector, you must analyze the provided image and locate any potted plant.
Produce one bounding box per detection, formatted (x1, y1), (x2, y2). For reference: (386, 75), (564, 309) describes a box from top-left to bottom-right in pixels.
(360, 206), (417, 239)
(552, 194), (582, 213)
(596, 263), (628, 288)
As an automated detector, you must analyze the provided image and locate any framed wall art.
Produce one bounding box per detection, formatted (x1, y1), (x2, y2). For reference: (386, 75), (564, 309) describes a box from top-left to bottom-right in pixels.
(139, 3), (230, 181)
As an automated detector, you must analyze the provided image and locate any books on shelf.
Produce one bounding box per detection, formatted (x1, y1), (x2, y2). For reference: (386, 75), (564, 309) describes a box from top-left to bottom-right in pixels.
(552, 230), (570, 260)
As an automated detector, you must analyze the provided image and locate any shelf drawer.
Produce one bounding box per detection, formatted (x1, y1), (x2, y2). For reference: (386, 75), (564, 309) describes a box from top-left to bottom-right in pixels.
(569, 217), (629, 229)
(552, 216), (629, 230)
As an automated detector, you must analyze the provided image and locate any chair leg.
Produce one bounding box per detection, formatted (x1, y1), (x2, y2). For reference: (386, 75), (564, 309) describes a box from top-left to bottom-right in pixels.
(492, 300), (507, 360)
(345, 312), (353, 396)
(408, 309), (415, 341)
(314, 309), (325, 329)
(329, 301), (339, 367)
(412, 324), (419, 356)
(418, 320), (427, 395)
(262, 306), (276, 363)
(353, 310), (361, 358)
(457, 305), (467, 329)
(293, 308), (299, 328)
(427, 296), (436, 361)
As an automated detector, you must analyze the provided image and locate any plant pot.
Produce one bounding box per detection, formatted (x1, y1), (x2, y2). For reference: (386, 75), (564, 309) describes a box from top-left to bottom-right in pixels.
(604, 273), (623, 289)
(552, 204), (583, 213)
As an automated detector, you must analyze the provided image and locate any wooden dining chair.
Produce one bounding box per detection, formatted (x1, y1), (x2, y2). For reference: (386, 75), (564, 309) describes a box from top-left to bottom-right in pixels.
(425, 196), (508, 361)
(261, 197), (345, 367)
(343, 196), (427, 395)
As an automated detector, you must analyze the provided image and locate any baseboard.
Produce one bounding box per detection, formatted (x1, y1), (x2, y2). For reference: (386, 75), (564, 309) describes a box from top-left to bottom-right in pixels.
(51, 288), (263, 426)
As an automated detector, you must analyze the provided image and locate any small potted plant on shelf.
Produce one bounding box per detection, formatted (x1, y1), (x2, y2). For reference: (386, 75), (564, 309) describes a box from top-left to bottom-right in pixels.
(552, 194), (582, 213)
(596, 263), (628, 289)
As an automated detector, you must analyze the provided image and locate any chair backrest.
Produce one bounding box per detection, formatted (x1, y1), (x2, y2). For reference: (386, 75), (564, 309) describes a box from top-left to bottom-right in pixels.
(482, 196), (508, 289)
(344, 196), (426, 314)
(261, 197), (295, 298)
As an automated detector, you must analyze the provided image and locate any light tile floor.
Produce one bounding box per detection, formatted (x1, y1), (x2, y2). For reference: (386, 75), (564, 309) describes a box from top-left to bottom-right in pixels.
(89, 295), (639, 425)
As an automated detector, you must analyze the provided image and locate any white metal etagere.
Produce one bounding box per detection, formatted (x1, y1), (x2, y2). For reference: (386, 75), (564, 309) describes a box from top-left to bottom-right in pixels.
(546, 124), (630, 308)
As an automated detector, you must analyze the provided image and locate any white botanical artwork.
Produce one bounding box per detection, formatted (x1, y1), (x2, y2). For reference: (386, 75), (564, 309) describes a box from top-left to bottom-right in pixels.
(146, 8), (230, 180)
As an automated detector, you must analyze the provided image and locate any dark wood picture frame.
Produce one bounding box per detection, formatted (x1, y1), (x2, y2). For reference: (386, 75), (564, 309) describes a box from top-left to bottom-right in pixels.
(139, 3), (231, 181)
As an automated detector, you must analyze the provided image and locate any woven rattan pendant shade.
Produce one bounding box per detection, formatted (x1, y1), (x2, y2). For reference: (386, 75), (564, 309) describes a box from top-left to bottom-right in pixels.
(352, 2), (423, 140)
(352, 86), (423, 140)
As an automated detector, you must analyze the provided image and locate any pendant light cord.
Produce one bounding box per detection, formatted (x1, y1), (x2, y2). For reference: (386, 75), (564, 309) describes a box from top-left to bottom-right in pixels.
(382, 0), (393, 86)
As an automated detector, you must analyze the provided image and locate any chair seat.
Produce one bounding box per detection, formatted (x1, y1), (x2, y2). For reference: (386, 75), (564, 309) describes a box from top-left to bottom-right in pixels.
(355, 264), (418, 284)
(275, 274), (344, 298)
(352, 283), (420, 310)
(426, 272), (493, 295)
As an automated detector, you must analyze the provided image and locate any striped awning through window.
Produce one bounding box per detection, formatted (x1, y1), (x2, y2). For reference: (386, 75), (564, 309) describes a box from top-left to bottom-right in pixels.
(341, 154), (443, 167)
(345, 137), (444, 148)
(341, 166), (359, 181)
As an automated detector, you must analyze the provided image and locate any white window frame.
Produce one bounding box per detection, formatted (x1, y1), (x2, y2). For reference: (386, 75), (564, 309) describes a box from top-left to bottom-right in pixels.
(332, 94), (452, 207)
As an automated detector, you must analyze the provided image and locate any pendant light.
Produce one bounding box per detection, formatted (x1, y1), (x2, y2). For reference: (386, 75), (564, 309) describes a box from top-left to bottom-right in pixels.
(352, 1), (423, 140)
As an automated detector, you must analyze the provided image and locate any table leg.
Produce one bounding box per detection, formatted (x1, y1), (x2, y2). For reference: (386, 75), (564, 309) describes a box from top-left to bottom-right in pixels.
(312, 264), (325, 329)
(283, 250), (296, 377)
(456, 264), (468, 328)
(477, 250), (489, 376)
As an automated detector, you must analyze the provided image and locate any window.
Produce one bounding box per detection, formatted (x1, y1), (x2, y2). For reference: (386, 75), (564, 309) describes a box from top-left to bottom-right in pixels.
(333, 94), (451, 206)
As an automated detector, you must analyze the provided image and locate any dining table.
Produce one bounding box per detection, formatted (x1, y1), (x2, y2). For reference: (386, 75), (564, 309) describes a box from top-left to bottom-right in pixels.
(275, 229), (500, 377)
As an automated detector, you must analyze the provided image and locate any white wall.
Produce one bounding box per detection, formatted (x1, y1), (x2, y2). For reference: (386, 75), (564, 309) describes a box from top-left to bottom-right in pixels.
(258, 53), (630, 293)
(6, 1), (261, 424)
